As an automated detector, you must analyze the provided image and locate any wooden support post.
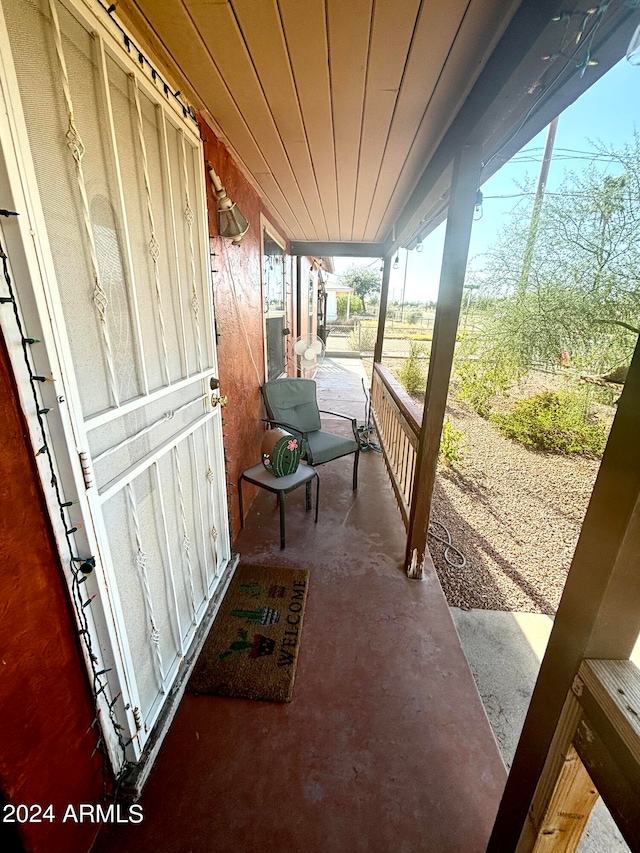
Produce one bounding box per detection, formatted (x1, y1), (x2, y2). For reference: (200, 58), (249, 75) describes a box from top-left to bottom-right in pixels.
(515, 659), (640, 853)
(528, 743), (597, 853)
(488, 333), (640, 851)
(516, 692), (598, 852)
(404, 143), (482, 577)
(373, 254), (392, 364)
(573, 660), (640, 850)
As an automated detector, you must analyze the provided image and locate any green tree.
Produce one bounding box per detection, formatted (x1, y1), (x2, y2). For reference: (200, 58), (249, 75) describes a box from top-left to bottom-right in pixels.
(337, 264), (382, 311)
(457, 137), (640, 414)
(336, 293), (363, 318)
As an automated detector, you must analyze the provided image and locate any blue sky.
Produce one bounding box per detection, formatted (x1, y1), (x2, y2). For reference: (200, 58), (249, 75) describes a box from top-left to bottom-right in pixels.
(333, 55), (640, 304)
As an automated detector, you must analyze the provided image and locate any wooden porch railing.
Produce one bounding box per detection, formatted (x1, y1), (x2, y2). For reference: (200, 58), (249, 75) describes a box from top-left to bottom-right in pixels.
(370, 362), (422, 528)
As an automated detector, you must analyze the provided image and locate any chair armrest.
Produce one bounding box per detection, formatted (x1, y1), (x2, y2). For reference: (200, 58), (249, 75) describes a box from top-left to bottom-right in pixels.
(261, 418), (307, 440)
(318, 409), (356, 423)
(318, 410), (359, 443)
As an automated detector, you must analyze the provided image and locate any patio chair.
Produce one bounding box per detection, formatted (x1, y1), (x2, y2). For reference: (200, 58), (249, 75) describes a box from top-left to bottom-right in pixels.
(262, 378), (360, 489)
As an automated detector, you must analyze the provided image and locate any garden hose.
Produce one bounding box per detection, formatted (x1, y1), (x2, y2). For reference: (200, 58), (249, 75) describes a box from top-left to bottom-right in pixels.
(428, 520), (467, 568)
(359, 378), (381, 451)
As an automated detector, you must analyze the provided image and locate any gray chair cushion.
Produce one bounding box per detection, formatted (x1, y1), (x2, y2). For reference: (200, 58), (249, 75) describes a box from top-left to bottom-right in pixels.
(263, 378), (322, 433)
(306, 430), (359, 465)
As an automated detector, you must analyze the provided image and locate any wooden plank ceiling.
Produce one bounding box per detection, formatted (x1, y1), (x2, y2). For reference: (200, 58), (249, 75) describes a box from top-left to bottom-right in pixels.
(121, 0), (522, 244)
(120, 0), (639, 248)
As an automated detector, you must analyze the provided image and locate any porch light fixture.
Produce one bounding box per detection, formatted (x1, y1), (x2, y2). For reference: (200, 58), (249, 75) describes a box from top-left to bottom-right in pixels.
(207, 162), (249, 246)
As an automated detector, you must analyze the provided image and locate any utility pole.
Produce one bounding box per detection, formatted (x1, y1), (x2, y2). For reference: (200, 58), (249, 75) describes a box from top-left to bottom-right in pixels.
(400, 250), (409, 323)
(462, 284), (479, 332)
(518, 115), (559, 299)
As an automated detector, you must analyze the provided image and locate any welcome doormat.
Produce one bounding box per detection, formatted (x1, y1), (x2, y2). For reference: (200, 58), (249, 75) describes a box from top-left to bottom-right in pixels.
(188, 563), (309, 703)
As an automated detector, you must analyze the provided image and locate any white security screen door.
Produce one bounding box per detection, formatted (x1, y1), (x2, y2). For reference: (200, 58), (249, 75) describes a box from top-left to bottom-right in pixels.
(0, 0), (230, 763)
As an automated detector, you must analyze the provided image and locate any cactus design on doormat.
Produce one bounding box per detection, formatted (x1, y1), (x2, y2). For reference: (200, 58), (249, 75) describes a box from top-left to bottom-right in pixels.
(239, 582), (286, 599)
(219, 629), (276, 661)
(230, 607), (281, 626)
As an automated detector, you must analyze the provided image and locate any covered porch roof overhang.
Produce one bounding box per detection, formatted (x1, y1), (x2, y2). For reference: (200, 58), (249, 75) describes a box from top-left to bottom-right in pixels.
(121, 0), (639, 255)
(294, 0), (639, 258)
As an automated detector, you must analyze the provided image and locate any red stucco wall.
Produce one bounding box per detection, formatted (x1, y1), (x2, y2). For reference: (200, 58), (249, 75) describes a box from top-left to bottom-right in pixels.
(200, 116), (297, 540)
(0, 331), (103, 853)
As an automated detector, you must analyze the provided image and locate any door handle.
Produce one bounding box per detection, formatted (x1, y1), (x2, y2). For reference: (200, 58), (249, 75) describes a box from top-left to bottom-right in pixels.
(211, 393), (228, 408)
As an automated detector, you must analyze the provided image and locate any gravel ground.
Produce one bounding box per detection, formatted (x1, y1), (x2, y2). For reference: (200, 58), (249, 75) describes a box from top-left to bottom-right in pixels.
(430, 390), (609, 616)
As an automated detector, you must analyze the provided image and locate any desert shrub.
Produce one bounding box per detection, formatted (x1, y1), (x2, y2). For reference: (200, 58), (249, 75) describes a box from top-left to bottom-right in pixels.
(347, 324), (377, 352)
(455, 349), (520, 419)
(398, 342), (426, 396)
(405, 310), (421, 325)
(439, 420), (465, 465)
(491, 391), (607, 456)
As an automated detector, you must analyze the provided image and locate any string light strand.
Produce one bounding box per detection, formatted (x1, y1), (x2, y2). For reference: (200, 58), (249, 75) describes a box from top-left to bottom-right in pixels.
(0, 225), (130, 799)
(485, 4), (612, 172)
(96, 1), (197, 124)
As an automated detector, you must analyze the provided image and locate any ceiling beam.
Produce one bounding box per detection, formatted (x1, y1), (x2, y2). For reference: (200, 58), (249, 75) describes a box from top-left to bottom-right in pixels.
(290, 241), (389, 258)
(478, 5), (640, 180)
(393, 0), (640, 254)
(388, 0), (567, 253)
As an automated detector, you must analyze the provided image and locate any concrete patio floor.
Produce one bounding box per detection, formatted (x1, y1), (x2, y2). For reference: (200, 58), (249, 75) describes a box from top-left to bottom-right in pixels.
(95, 358), (506, 853)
